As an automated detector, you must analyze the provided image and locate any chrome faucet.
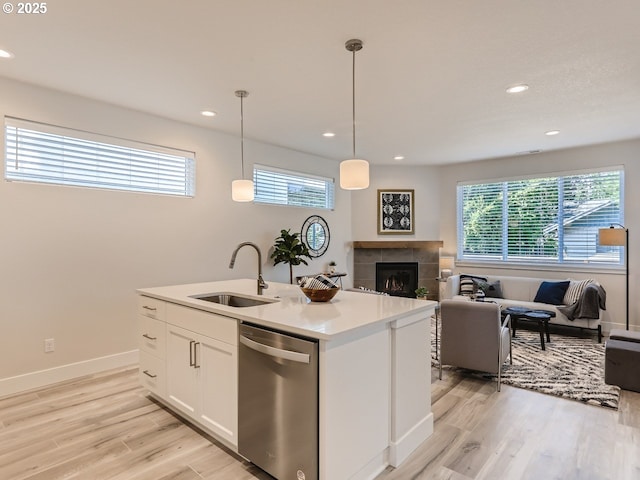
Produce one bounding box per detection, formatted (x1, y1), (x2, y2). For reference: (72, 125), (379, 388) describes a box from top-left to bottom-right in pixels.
(229, 242), (269, 295)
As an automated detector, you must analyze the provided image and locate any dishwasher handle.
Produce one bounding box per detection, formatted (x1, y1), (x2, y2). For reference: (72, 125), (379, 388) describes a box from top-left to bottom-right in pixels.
(240, 335), (310, 364)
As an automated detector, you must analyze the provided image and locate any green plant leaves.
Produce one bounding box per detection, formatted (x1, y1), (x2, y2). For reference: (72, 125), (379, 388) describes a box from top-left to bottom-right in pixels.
(271, 228), (312, 266)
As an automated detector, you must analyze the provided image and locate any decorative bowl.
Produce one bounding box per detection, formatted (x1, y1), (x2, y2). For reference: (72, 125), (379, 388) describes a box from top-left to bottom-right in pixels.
(301, 286), (340, 302)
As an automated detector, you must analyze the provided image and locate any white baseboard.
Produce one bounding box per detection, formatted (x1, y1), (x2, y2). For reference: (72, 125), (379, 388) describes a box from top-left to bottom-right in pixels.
(0, 349), (139, 398)
(349, 450), (389, 480)
(389, 412), (435, 467)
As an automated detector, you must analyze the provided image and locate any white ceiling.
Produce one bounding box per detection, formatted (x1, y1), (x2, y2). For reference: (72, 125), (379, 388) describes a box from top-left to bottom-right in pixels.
(1, 0), (640, 166)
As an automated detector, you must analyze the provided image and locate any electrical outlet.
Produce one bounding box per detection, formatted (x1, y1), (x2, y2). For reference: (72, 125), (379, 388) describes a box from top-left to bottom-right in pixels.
(44, 338), (55, 353)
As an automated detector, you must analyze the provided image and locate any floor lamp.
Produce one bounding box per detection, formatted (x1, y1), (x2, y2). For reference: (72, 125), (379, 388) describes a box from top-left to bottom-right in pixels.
(599, 224), (629, 330)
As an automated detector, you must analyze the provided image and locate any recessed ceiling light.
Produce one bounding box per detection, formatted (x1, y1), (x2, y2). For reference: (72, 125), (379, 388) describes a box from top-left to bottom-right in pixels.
(201, 110), (216, 117)
(393, 155), (405, 161)
(545, 130), (560, 136)
(0, 49), (15, 59)
(506, 84), (529, 94)
(322, 132), (336, 137)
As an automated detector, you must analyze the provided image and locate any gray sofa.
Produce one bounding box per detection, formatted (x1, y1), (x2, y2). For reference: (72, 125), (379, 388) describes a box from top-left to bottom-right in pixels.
(444, 274), (604, 341)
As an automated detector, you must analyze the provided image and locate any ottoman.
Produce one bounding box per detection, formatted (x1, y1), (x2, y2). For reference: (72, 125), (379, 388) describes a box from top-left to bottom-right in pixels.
(604, 329), (640, 393)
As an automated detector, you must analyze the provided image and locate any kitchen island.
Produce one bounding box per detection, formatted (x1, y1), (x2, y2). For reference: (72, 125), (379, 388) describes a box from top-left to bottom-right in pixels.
(137, 279), (435, 480)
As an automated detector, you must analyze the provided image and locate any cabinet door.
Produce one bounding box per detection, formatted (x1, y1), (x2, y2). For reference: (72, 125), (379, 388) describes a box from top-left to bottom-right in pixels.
(166, 324), (199, 417)
(197, 335), (238, 446)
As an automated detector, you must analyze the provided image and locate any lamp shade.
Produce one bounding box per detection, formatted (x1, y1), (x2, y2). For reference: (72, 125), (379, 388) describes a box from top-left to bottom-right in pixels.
(340, 159), (369, 190)
(439, 256), (455, 270)
(439, 256), (454, 278)
(232, 179), (255, 202)
(599, 227), (626, 246)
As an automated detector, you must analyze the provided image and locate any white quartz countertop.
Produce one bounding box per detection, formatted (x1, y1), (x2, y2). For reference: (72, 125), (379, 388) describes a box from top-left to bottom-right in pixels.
(137, 278), (435, 340)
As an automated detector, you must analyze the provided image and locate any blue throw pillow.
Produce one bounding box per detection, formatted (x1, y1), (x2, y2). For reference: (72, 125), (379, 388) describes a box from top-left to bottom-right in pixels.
(533, 281), (571, 305)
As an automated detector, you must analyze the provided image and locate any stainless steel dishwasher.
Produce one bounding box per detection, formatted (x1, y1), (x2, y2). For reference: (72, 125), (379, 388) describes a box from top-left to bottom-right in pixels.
(238, 323), (318, 480)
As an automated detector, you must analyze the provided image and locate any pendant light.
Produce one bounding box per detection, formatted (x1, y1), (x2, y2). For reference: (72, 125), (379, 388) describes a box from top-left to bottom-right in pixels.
(232, 89), (255, 202)
(340, 38), (369, 190)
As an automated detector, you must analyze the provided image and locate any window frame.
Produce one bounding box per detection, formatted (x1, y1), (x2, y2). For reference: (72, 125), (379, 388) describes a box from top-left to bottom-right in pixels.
(456, 167), (625, 269)
(4, 116), (196, 197)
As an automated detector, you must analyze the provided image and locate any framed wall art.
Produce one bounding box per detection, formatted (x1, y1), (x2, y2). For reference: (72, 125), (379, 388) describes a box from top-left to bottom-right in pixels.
(377, 189), (414, 234)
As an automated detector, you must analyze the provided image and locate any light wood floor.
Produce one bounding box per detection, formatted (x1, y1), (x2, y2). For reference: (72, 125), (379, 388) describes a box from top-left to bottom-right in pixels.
(1, 366), (638, 480)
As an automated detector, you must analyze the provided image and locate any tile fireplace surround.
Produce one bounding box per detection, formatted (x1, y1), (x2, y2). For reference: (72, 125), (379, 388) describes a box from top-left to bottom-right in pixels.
(353, 241), (443, 301)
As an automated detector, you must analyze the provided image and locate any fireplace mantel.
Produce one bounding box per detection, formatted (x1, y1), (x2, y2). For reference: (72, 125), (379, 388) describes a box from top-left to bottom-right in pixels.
(353, 240), (443, 249)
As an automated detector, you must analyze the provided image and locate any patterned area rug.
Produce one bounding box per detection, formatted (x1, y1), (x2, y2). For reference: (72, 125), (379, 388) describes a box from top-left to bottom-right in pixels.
(432, 321), (620, 409)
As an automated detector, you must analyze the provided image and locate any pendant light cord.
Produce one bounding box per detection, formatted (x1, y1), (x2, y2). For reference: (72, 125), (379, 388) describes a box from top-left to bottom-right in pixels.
(240, 94), (245, 180)
(345, 39), (362, 158)
(351, 47), (356, 159)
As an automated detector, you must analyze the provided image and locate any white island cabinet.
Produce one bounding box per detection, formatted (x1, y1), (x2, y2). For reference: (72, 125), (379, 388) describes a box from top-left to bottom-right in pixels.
(164, 303), (237, 447)
(137, 279), (435, 480)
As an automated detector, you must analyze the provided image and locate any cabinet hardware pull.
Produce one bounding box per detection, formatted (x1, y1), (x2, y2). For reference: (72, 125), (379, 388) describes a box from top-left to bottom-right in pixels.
(189, 340), (196, 366)
(240, 335), (310, 364)
(142, 333), (157, 340)
(142, 305), (157, 311)
(194, 342), (201, 368)
(142, 370), (157, 378)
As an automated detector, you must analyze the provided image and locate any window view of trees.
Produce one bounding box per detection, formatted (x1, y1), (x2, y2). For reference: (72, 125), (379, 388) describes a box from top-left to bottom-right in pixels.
(459, 170), (623, 264)
(461, 182), (503, 257)
(507, 177), (558, 258)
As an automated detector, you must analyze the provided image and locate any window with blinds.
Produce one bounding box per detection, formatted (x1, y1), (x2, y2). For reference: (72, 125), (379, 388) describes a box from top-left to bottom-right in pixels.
(253, 164), (335, 209)
(457, 168), (624, 265)
(4, 117), (195, 197)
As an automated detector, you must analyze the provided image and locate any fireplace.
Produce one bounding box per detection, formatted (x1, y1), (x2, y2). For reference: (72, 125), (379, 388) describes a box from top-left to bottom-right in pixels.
(376, 262), (418, 298)
(353, 241), (442, 300)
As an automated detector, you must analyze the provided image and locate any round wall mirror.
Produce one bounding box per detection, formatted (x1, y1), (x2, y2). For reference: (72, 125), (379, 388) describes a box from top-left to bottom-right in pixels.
(301, 215), (330, 258)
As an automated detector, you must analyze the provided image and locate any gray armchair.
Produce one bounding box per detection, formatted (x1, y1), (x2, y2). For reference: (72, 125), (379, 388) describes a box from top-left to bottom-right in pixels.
(438, 300), (512, 391)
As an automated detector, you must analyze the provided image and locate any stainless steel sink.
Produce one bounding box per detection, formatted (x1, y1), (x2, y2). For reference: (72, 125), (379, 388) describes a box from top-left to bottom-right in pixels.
(190, 292), (277, 307)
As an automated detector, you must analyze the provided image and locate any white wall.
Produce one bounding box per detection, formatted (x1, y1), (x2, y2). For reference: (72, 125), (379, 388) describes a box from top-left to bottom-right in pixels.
(350, 165), (442, 241)
(438, 139), (640, 333)
(0, 77), (352, 391)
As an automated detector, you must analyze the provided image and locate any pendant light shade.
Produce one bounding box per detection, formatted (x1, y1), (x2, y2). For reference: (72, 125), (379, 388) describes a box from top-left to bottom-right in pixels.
(232, 90), (255, 202)
(340, 38), (369, 191)
(232, 179), (254, 202)
(340, 159), (369, 190)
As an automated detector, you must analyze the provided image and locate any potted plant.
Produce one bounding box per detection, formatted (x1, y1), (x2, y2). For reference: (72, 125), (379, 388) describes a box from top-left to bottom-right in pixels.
(271, 229), (312, 284)
(328, 260), (337, 274)
(415, 286), (429, 300)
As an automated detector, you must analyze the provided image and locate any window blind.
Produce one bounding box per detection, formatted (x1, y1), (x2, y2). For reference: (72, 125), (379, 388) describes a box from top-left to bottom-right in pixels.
(457, 168), (624, 265)
(4, 117), (195, 197)
(253, 164), (335, 209)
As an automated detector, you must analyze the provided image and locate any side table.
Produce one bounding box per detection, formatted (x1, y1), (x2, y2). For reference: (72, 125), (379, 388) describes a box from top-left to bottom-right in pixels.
(503, 307), (555, 351)
(523, 311), (552, 350)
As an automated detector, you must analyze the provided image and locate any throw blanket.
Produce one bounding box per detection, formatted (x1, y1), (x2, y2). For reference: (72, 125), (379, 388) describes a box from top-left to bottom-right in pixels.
(558, 283), (607, 320)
